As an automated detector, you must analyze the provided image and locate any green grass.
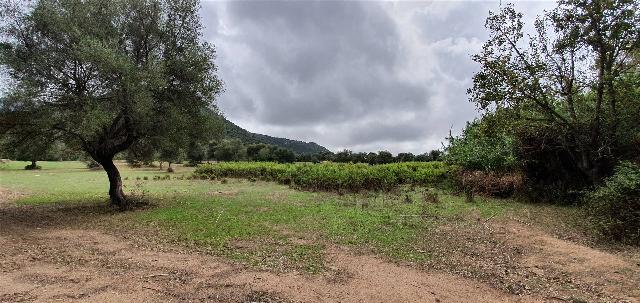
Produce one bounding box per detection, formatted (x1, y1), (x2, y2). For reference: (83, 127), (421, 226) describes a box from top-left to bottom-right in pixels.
(1, 160), (521, 272)
(0, 160), (196, 204)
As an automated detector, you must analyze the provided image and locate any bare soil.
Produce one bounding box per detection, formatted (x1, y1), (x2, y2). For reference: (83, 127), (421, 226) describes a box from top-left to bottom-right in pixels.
(1, 190), (638, 303)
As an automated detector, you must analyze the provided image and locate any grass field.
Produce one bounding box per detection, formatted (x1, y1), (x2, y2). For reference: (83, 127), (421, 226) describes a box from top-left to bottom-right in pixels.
(0, 160), (525, 269)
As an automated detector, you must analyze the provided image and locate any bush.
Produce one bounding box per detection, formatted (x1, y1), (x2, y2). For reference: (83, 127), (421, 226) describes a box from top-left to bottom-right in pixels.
(459, 170), (524, 197)
(24, 163), (41, 170)
(585, 162), (640, 245)
(445, 119), (518, 172)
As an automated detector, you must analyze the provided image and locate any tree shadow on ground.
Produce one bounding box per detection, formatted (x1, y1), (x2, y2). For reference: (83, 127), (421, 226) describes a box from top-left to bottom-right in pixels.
(0, 199), (154, 233)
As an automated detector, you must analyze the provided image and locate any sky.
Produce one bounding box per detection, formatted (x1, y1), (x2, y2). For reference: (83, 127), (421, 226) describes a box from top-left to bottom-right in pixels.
(200, 0), (558, 154)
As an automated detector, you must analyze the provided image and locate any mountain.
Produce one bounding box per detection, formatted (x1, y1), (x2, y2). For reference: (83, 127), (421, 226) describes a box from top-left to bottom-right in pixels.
(222, 118), (331, 155)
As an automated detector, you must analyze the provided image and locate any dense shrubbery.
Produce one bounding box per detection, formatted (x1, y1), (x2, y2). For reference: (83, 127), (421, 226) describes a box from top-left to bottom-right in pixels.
(585, 162), (640, 245)
(194, 161), (454, 192)
(458, 2), (640, 205)
(444, 118), (525, 198)
(445, 119), (517, 172)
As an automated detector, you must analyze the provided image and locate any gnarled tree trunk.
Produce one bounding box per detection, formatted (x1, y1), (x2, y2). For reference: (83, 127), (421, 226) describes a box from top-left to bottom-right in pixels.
(99, 158), (127, 208)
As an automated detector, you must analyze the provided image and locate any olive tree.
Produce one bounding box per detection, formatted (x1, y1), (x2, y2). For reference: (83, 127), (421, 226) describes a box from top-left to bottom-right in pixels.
(0, 0), (222, 208)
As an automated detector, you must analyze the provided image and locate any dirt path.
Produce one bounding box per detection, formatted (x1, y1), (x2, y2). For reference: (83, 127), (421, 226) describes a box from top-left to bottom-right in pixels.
(500, 222), (640, 302)
(1, 225), (537, 303)
(1, 189), (638, 303)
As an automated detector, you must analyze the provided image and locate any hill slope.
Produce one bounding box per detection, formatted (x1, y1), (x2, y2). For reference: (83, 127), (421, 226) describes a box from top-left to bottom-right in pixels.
(223, 119), (330, 155)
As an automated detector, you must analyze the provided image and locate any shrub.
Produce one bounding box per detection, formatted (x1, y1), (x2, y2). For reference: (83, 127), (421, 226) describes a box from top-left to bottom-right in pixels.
(24, 163), (41, 170)
(445, 119), (518, 172)
(585, 162), (640, 245)
(459, 170), (524, 197)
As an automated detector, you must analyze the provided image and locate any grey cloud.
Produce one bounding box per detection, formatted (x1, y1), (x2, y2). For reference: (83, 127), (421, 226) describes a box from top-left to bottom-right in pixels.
(202, 1), (554, 154)
(413, 2), (495, 43)
(226, 1), (399, 81)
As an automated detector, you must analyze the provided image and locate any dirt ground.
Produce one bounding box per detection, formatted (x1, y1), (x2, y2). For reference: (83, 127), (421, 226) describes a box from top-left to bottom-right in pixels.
(1, 189), (639, 303)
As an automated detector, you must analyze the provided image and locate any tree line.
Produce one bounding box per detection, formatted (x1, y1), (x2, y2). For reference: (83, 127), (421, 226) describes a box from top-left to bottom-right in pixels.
(123, 138), (443, 168)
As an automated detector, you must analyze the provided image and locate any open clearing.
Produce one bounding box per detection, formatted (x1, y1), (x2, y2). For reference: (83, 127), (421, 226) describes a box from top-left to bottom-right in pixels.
(1, 161), (639, 303)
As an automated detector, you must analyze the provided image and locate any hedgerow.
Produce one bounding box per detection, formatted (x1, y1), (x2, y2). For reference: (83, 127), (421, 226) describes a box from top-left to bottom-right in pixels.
(194, 161), (455, 192)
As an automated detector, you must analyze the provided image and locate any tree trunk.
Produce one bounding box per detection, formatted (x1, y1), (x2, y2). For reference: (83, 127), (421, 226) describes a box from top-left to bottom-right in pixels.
(100, 158), (127, 208)
(31, 160), (37, 167)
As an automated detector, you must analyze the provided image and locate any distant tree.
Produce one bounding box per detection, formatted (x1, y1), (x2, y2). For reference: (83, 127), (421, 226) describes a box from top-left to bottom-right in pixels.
(2, 131), (55, 169)
(428, 150), (442, 161)
(376, 151), (394, 164)
(352, 152), (367, 163)
(255, 146), (273, 161)
(334, 149), (353, 163)
(273, 147), (295, 163)
(396, 152), (415, 162)
(158, 141), (183, 170)
(126, 140), (156, 167)
(414, 153), (430, 162)
(317, 151), (335, 162)
(246, 143), (268, 161)
(365, 152), (378, 165)
(296, 153), (320, 163)
(0, 0), (223, 208)
(187, 141), (207, 166)
(309, 154), (320, 163)
(213, 139), (246, 162)
(47, 141), (83, 161)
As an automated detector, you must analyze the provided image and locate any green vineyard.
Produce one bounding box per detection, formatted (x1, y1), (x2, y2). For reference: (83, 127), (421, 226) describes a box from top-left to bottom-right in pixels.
(194, 161), (455, 192)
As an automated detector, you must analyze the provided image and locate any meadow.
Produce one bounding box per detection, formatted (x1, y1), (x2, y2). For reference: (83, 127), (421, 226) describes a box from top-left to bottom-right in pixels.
(3, 160), (638, 302)
(1, 161), (523, 268)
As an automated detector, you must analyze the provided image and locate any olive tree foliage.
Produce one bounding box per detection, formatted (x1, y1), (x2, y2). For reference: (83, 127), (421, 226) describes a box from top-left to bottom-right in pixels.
(0, 0), (223, 208)
(469, 0), (640, 185)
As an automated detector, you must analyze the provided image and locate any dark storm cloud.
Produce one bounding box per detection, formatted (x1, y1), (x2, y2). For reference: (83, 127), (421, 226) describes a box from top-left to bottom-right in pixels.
(201, 1), (555, 154)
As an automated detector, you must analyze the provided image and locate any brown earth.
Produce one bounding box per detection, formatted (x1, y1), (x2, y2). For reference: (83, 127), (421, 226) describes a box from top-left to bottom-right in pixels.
(1, 189), (638, 303)
(502, 222), (640, 302)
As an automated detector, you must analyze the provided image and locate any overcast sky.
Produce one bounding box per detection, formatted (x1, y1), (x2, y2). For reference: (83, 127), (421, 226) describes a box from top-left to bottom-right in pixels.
(203, 1), (555, 154)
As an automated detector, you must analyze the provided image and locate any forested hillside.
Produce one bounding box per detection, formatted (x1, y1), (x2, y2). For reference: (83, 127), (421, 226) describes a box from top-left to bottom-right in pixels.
(222, 118), (330, 155)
